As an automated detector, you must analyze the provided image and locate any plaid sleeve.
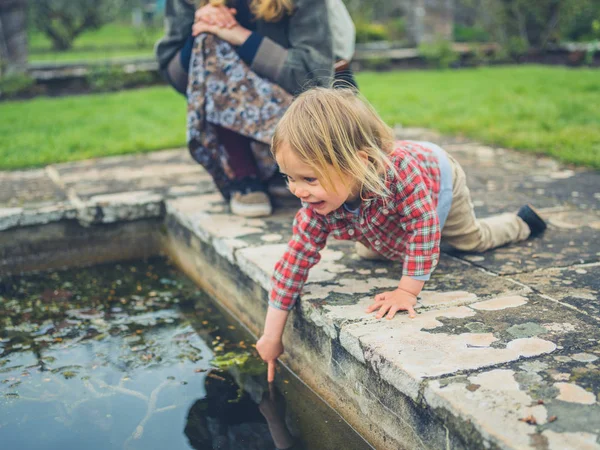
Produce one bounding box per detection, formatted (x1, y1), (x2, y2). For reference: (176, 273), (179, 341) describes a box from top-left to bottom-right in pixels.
(269, 207), (330, 311)
(394, 157), (441, 278)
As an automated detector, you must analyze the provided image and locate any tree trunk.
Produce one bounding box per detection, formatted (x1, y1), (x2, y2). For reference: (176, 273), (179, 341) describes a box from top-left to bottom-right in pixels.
(0, 0), (28, 75)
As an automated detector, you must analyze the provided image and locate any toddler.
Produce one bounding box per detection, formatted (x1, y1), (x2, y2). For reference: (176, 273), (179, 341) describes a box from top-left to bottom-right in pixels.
(256, 87), (547, 381)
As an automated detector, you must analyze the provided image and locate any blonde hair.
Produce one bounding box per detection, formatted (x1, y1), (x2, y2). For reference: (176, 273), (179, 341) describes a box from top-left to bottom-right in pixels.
(272, 87), (397, 198)
(205, 0), (293, 22)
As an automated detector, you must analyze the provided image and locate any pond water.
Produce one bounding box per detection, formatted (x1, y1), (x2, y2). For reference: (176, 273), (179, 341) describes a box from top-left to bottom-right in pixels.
(0, 258), (372, 450)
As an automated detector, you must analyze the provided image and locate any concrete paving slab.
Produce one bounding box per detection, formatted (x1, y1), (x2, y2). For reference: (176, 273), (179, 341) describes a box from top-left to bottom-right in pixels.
(512, 263), (600, 322)
(49, 148), (211, 200)
(444, 143), (563, 178)
(427, 140), (599, 214)
(336, 288), (597, 394)
(447, 207), (600, 274)
(0, 150), (216, 230)
(300, 240), (530, 311)
(0, 169), (67, 207)
(467, 188), (564, 217)
(425, 361), (600, 450)
(517, 169), (600, 212)
(424, 334), (600, 450)
(0, 169), (75, 231)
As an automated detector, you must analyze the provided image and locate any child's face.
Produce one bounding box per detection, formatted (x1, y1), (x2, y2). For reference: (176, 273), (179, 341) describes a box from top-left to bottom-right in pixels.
(276, 142), (360, 215)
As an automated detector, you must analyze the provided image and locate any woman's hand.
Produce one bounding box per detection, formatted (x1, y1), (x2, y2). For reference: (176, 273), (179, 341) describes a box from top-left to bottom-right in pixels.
(192, 21), (252, 46)
(366, 288), (418, 320)
(195, 3), (237, 28)
(256, 334), (284, 382)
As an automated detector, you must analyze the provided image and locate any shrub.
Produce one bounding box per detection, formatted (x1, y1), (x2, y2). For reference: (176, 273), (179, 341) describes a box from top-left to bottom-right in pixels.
(361, 56), (392, 71)
(506, 36), (530, 60)
(0, 74), (36, 98)
(86, 64), (158, 92)
(355, 21), (390, 44)
(463, 44), (493, 66)
(418, 39), (459, 69)
(386, 17), (407, 41)
(87, 65), (127, 91)
(454, 24), (490, 43)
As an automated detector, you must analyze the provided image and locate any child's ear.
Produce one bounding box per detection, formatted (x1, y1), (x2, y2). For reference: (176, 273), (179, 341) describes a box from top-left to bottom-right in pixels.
(357, 150), (370, 166)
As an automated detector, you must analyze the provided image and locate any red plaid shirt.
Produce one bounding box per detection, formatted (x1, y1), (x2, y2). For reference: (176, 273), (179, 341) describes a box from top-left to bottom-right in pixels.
(270, 141), (443, 311)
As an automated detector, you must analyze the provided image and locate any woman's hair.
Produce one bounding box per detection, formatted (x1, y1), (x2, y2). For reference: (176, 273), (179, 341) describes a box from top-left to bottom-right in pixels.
(250, 0), (294, 21)
(272, 87), (397, 198)
(204, 0), (293, 22)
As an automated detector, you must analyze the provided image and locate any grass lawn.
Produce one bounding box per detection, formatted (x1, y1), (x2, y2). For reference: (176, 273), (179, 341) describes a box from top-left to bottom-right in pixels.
(29, 23), (161, 63)
(0, 87), (186, 169)
(359, 66), (600, 168)
(0, 66), (598, 170)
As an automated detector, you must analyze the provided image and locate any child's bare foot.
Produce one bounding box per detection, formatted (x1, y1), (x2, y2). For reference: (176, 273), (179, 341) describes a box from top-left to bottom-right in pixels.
(517, 204), (547, 237)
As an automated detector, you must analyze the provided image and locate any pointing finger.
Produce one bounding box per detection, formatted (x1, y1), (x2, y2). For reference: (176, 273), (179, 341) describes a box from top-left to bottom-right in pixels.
(267, 360), (276, 382)
(268, 379), (276, 400)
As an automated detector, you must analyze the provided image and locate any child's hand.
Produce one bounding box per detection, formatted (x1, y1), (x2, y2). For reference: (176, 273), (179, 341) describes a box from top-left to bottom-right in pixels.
(366, 288), (417, 319)
(256, 335), (284, 382)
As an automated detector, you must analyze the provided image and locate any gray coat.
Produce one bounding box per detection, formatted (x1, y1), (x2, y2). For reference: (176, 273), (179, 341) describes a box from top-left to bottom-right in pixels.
(155, 0), (334, 94)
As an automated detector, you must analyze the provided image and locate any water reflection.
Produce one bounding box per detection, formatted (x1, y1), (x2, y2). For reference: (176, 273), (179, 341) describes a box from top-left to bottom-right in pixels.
(0, 259), (370, 450)
(185, 371), (298, 450)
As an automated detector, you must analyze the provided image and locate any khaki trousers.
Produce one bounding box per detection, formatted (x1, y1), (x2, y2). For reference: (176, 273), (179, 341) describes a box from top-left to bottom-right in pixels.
(442, 155), (530, 252)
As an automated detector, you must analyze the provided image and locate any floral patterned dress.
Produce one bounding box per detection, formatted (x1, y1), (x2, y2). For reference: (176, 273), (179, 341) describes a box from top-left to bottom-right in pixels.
(186, 34), (293, 199)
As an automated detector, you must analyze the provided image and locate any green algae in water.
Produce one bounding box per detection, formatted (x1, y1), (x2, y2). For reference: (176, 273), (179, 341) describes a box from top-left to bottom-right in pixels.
(0, 259), (372, 450)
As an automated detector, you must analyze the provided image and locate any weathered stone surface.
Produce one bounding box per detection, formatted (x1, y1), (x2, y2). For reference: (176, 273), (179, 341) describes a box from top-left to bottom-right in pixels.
(167, 193), (271, 264)
(518, 169), (600, 212)
(0, 207), (22, 230)
(0, 169), (74, 231)
(1, 149), (214, 231)
(49, 148), (211, 201)
(446, 207), (600, 274)
(423, 308), (600, 450)
(76, 190), (165, 226)
(426, 369), (552, 449)
(471, 295), (528, 311)
(0, 169), (67, 207)
(511, 263), (600, 321)
(0, 203), (78, 231)
(428, 143), (600, 274)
